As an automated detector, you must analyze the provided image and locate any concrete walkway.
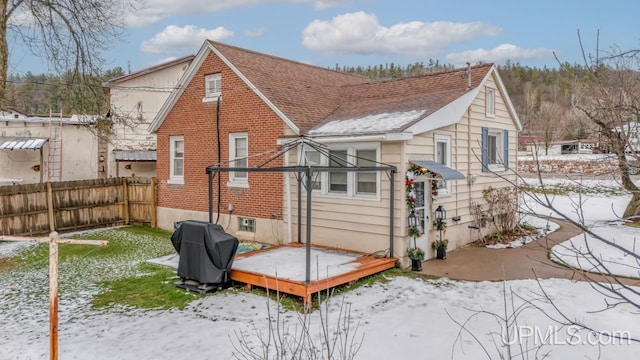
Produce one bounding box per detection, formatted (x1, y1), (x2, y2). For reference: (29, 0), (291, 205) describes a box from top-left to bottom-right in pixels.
(419, 218), (640, 286)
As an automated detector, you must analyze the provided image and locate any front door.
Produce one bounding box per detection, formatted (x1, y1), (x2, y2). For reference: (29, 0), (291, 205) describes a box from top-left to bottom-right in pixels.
(412, 180), (430, 252)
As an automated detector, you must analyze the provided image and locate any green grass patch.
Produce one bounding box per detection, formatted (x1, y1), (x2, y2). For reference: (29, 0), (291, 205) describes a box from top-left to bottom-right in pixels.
(0, 257), (20, 273)
(92, 263), (205, 310)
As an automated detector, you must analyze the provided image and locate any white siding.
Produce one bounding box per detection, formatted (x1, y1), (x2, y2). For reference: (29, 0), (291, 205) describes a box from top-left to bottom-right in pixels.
(107, 61), (191, 178)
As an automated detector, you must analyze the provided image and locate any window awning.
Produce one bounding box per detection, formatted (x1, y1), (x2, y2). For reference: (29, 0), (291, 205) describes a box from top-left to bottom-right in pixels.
(410, 160), (465, 180)
(113, 150), (157, 161)
(0, 137), (48, 150)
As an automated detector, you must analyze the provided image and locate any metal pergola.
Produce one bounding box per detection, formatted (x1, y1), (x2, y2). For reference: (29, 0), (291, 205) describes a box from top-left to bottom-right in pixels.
(205, 138), (397, 284)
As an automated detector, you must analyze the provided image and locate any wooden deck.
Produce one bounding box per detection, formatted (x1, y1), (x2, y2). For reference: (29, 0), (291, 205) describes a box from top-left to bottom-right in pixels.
(230, 243), (397, 306)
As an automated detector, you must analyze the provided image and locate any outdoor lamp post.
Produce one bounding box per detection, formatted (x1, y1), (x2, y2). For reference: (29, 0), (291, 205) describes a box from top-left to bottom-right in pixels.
(435, 205), (446, 240)
(408, 210), (418, 248)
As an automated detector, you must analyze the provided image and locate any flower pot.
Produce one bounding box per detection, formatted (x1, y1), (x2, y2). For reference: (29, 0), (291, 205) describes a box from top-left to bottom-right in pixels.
(436, 247), (446, 260)
(411, 259), (422, 271)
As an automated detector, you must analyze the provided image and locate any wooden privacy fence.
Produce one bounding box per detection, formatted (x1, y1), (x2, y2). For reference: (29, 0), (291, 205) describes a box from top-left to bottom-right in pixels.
(0, 177), (157, 236)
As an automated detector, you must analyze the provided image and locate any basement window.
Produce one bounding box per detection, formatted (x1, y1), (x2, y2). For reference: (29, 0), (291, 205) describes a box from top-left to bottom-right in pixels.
(238, 217), (256, 232)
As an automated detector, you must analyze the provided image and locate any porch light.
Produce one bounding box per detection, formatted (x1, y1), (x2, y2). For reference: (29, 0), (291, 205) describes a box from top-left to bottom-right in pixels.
(435, 205), (446, 222)
(408, 210), (418, 228)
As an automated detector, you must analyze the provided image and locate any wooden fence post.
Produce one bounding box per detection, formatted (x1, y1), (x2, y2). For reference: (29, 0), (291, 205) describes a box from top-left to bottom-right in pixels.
(123, 178), (130, 225)
(46, 182), (55, 232)
(1, 234), (108, 360)
(150, 177), (157, 228)
(49, 235), (59, 360)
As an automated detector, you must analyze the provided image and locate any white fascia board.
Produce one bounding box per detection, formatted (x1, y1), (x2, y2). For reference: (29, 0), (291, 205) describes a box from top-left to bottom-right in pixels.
(208, 46), (300, 136)
(406, 89), (479, 135)
(148, 42), (211, 133)
(491, 65), (523, 131)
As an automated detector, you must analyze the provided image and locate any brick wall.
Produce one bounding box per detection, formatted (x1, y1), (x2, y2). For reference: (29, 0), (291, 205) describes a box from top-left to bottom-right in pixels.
(157, 51), (285, 219)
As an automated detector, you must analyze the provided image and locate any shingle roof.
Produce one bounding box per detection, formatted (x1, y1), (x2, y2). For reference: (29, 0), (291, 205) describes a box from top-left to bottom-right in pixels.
(211, 41), (493, 135)
(311, 64), (494, 135)
(209, 41), (372, 134)
(150, 41), (516, 136)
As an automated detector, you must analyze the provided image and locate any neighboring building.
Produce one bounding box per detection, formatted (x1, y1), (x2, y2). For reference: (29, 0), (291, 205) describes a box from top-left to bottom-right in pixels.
(520, 136), (602, 156)
(149, 41), (521, 262)
(0, 111), (99, 184)
(103, 55), (194, 178)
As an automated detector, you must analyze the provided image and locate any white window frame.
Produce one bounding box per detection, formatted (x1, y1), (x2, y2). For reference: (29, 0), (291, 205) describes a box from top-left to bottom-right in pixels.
(485, 87), (495, 117)
(488, 129), (505, 172)
(299, 148), (323, 191)
(203, 73), (222, 102)
(434, 134), (452, 197)
(311, 143), (380, 199)
(228, 132), (248, 188)
(168, 135), (184, 184)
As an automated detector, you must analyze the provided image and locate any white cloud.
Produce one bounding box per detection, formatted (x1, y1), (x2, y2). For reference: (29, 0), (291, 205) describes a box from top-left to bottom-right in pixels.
(244, 27), (266, 37)
(312, 0), (350, 10)
(126, 0), (308, 27)
(445, 43), (555, 65)
(140, 25), (234, 55)
(302, 12), (503, 58)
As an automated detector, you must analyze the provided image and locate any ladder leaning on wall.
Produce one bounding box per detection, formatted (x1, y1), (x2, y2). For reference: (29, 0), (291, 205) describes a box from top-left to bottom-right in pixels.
(48, 110), (63, 182)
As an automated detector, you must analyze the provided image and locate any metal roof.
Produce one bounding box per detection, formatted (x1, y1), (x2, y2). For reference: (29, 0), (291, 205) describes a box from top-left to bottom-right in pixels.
(410, 160), (465, 180)
(113, 150), (157, 161)
(0, 137), (48, 150)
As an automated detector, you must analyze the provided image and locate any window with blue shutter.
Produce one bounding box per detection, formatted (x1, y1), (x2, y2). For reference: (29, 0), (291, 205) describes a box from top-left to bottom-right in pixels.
(482, 127), (508, 172)
(503, 130), (509, 170)
(481, 127), (489, 172)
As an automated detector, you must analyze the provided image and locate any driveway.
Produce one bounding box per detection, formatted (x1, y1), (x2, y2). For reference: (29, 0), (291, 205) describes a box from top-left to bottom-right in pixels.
(419, 217), (640, 286)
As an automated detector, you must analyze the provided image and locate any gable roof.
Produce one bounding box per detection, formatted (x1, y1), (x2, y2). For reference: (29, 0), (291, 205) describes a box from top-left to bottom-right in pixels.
(149, 41), (521, 136)
(149, 41), (371, 134)
(309, 64), (508, 137)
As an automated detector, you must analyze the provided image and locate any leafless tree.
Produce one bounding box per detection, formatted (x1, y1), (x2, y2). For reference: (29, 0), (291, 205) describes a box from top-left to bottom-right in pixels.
(0, 0), (139, 113)
(565, 32), (640, 219)
(533, 101), (566, 155)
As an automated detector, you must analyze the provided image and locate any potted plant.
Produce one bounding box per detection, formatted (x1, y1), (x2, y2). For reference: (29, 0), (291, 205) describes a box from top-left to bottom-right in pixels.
(407, 247), (425, 271)
(432, 239), (448, 260)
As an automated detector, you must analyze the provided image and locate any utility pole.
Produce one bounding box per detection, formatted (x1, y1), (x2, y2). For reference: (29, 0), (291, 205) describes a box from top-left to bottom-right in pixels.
(0, 233), (108, 360)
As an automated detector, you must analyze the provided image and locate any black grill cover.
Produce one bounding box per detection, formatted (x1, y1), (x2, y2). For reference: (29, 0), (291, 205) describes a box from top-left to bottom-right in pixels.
(171, 220), (239, 284)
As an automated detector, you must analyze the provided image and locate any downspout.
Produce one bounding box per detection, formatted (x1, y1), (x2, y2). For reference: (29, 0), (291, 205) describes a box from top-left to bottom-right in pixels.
(215, 94), (222, 224)
(467, 106), (472, 183)
(284, 150), (292, 243)
(454, 121), (459, 219)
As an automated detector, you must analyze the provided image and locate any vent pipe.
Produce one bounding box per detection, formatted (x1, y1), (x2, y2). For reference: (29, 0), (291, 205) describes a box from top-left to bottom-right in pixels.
(466, 62), (471, 89)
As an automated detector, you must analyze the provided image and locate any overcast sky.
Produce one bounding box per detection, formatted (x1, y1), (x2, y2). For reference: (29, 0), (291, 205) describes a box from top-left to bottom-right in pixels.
(8, 0), (640, 76)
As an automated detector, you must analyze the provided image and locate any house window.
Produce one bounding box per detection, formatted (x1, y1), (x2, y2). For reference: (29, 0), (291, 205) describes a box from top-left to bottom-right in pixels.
(169, 136), (184, 184)
(434, 135), (451, 195)
(482, 128), (509, 172)
(356, 149), (376, 194)
(485, 87), (495, 117)
(204, 73), (222, 100)
(302, 150), (322, 190)
(321, 144), (379, 198)
(229, 133), (248, 186)
(238, 217), (256, 232)
(329, 150), (348, 193)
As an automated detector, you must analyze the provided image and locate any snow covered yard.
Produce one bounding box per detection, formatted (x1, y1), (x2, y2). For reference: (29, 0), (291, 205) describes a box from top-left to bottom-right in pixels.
(2, 156), (640, 359)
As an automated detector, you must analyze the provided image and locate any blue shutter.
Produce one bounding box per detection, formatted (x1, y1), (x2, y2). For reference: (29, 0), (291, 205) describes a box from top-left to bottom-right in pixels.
(481, 127), (489, 172)
(503, 129), (509, 170)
